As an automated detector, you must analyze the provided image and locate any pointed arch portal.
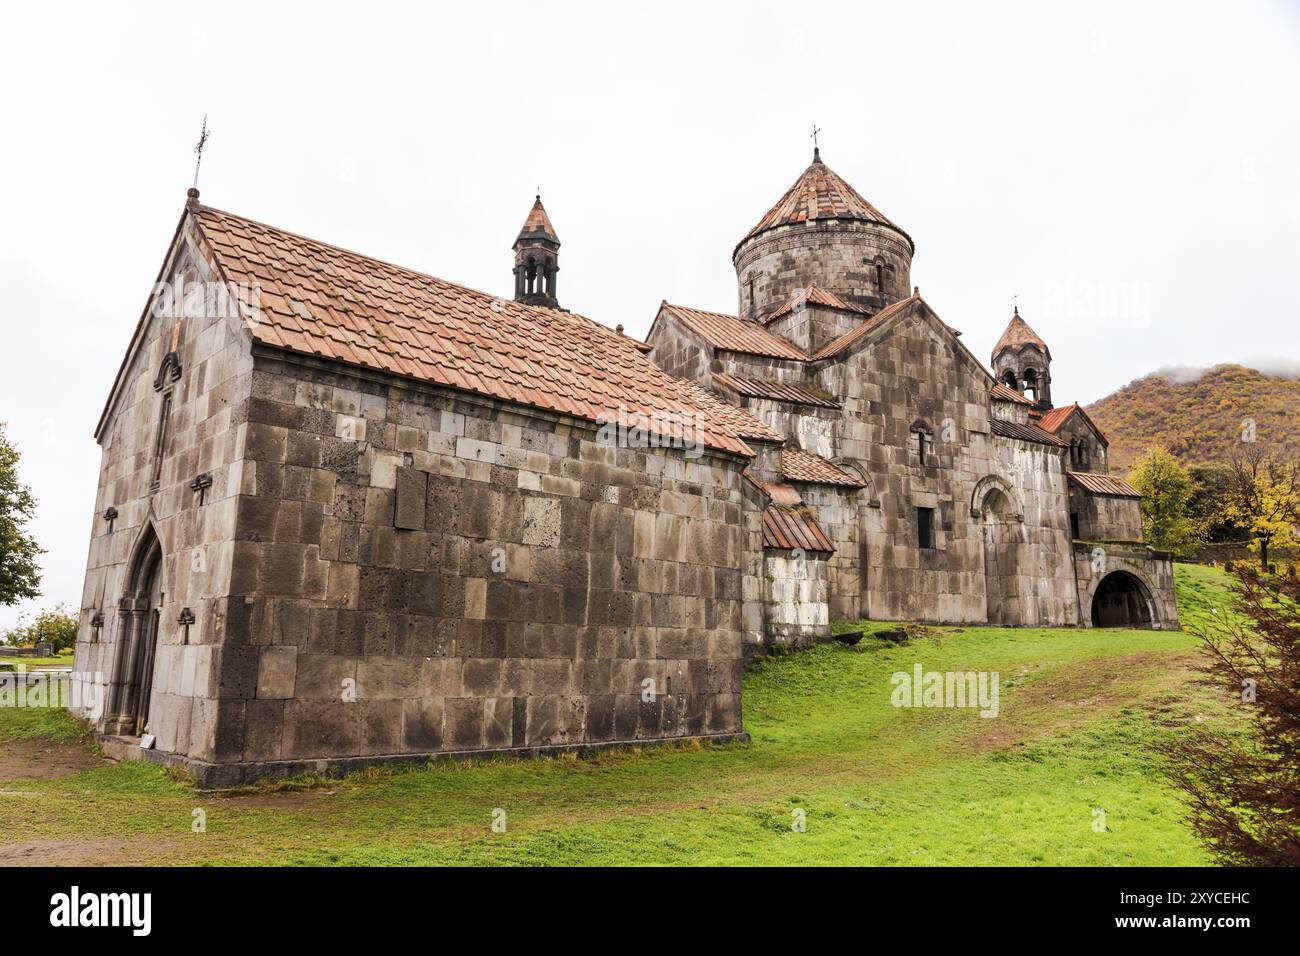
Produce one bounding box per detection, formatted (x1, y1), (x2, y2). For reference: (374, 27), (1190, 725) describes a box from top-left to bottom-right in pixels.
(104, 524), (164, 736)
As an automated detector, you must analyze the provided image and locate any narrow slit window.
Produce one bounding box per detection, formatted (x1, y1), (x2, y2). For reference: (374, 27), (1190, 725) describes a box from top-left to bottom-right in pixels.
(152, 391), (173, 486)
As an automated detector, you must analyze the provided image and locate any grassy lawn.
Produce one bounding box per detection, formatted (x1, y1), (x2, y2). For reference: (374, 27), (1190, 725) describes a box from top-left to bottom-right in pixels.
(0, 565), (1238, 866)
(0, 650), (75, 670)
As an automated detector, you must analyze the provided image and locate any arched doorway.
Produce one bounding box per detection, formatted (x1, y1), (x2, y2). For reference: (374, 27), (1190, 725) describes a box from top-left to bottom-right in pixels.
(1091, 571), (1154, 628)
(981, 487), (1024, 625)
(104, 525), (164, 736)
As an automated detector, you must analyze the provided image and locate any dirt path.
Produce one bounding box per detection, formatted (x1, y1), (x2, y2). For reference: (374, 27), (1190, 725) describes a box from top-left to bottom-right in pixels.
(0, 739), (107, 781)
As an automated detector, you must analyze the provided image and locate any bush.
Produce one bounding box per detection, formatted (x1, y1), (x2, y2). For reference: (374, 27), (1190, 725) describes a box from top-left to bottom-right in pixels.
(2, 605), (77, 653)
(1155, 566), (1300, 864)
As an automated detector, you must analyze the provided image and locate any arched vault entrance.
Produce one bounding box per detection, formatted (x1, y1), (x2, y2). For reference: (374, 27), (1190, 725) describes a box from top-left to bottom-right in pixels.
(973, 476), (1025, 626)
(105, 524), (164, 736)
(1091, 571), (1155, 628)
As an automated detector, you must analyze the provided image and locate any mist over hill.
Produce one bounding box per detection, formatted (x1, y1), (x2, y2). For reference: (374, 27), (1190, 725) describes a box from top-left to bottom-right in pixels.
(1085, 363), (1300, 473)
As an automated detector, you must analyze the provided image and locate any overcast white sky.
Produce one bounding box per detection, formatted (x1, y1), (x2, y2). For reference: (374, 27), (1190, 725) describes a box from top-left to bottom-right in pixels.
(1, 0), (1298, 629)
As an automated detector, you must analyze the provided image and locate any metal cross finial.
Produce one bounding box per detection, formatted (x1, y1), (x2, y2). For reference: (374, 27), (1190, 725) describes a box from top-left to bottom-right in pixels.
(1013, 293), (1019, 315)
(192, 115), (210, 189)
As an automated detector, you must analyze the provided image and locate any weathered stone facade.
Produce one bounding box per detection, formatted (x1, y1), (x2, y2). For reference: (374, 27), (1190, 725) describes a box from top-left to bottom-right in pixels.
(648, 150), (1179, 649)
(73, 199), (754, 787)
(72, 155), (1181, 786)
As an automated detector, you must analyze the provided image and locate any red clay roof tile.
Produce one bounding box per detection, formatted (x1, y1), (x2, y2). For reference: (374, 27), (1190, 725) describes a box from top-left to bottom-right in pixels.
(991, 381), (1035, 405)
(761, 506), (835, 553)
(711, 373), (841, 409)
(1068, 471), (1140, 498)
(765, 284), (869, 323)
(658, 302), (808, 361)
(780, 448), (864, 486)
(989, 418), (1070, 447)
(739, 151), (913, 253)
(192, 203), (772, 456)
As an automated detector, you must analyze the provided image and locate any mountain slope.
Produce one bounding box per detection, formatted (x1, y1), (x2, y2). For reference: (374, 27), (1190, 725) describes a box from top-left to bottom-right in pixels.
(1085, 364), (1300, 473)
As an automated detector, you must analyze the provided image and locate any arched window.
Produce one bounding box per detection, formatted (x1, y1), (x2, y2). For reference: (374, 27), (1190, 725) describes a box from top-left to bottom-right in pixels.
(1002, 369), (1019, 390)
(1022, 368), (1039, 402)
(151, 338), (182, 491)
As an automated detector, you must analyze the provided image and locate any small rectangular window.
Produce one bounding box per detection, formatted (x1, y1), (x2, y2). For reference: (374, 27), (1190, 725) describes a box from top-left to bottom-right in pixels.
(1070, 512), (1081, 540)
(917, 506), (935, 549)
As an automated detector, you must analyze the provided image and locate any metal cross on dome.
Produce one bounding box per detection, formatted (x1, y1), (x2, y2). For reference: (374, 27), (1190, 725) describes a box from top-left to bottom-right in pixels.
(810, 125), (821, 149)
(192, 115), (210, 189)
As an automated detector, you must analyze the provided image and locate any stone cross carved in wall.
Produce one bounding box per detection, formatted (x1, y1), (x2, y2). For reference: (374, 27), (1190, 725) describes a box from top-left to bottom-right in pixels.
(102, 506), (118, 534)
(190, 473), (213, 506)
(177, 607), (195, 644)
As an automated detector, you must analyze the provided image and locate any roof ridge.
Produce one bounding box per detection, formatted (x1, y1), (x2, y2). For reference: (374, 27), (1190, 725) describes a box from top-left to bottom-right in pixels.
(197, 203), (543, 319)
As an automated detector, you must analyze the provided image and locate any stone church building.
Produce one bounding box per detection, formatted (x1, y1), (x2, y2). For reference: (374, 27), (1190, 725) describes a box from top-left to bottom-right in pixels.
(72, 151), (1177, 786)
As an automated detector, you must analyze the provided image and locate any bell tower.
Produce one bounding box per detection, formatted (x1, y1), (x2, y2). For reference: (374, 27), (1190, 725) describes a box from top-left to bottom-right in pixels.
(513, 194), (561, 309)
(992, 305), (1053, 410)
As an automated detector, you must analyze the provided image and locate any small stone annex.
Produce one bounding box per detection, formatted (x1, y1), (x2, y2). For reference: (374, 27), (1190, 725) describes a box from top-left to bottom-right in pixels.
(71, 152), (1177, 786)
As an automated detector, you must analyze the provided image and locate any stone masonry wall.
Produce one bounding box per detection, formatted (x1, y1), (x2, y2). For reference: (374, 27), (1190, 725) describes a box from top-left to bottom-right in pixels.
(73, 218), (251, 757)
(762, 551), (831, 644)
(1073, 542), (1179, 630)
(810, 306), (1078, 626)
(1069, 486), (1144, 542)
(1056, 414), (1109, 473)
(207, 353), (751, 780)
(734, 221), (913, 321)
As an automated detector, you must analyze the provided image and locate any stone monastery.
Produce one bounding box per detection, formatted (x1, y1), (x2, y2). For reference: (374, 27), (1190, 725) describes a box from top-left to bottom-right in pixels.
(72, 149), (1178, 785)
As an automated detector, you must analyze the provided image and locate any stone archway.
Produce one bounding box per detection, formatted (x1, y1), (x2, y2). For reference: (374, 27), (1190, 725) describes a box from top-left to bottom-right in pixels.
(973, 476), (1024, 626)
(1091, 571), (1155, 628)
(104, 523), (164, 736)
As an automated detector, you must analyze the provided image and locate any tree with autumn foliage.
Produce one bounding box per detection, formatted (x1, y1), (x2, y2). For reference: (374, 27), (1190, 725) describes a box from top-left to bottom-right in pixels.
(1221, 445), (1300, 569)
(1155, 566), (1300, 865)
(1128, 446), (1203, 555)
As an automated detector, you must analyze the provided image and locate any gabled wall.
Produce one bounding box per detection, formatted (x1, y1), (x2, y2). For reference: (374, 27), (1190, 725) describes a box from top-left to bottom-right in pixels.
(73, 214), (253, 756)
(810, 305), (1077, 625)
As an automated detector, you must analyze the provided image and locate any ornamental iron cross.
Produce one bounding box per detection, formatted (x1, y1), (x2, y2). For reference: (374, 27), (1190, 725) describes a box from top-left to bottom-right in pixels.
(192, 115), (210, 189)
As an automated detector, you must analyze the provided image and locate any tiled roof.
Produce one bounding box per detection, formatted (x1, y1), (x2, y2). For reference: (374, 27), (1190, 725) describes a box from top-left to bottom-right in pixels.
(739, 150), (913, 253)
(991, 381), (1034, 405)
(761, 506), (835, 553)
(989, 418), (1070, 447)
(781, 448), (864, 486)
(712, 373), (841, 409)
(992, 310), (1050, 358)
(766, 284), (869, 323)
(744, 475), (835, 552)
(516, 196), (558, 242)
(810, 294), (917, 360)
(1068, 471), (1141, 498)
(657, 302), (808, 360)
(1036, 403), (1109, 445)
(191, 201), (773, 456)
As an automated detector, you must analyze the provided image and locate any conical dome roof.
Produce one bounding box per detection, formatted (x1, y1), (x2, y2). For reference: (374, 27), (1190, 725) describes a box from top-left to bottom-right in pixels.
(992, 309), (1050, 360)
(515, 195), (559, 245)
(738, 149), (912, 252)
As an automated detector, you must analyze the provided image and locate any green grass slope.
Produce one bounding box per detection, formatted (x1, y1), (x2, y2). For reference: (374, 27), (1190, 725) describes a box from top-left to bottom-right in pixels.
(0, 565), (1238, 866)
